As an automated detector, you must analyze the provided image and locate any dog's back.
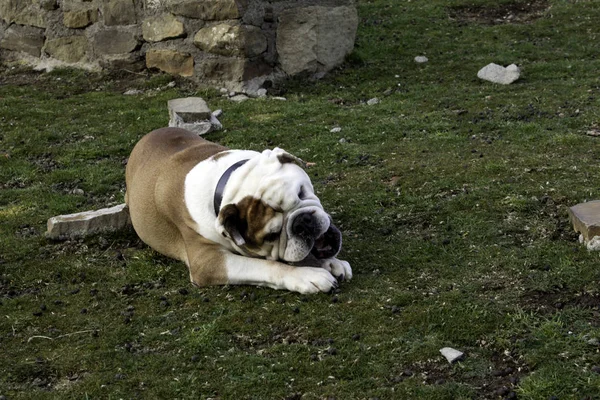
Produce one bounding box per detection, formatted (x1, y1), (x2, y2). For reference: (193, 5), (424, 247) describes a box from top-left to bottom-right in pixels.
(125, 127), (227, 261)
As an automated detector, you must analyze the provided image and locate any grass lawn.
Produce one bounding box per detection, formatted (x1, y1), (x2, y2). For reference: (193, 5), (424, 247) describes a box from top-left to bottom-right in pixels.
(2, 0), (600, 398)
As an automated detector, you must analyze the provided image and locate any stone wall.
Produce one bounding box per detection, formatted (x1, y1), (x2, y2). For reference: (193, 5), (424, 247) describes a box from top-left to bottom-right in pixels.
(0, 0), (358, 92)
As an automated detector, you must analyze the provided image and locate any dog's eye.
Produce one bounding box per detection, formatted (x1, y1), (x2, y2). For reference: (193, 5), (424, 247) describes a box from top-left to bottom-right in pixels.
(298, 186), (305, 200)
(263, 232), (279, 242)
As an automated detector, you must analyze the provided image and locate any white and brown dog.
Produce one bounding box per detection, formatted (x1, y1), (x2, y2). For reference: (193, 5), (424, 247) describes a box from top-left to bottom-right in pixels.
(125, 127), (352, 294)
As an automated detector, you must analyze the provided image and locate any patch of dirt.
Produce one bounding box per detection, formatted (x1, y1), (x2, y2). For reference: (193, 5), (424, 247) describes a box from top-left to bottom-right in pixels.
(388, 351), (528, 399)
(521, 290), (600, 324)
(30, 153), (61, 173)
(449, 0), (550, 25)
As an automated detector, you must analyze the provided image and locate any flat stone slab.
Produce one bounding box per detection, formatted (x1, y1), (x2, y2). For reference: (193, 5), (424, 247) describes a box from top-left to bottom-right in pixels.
(46, 204), (131, 240)
(568, 200), (600, 241)
(167, 97), (212, 122)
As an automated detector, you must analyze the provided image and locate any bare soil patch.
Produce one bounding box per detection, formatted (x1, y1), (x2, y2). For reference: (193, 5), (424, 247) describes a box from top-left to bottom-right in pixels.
(449, 0), (550, 25)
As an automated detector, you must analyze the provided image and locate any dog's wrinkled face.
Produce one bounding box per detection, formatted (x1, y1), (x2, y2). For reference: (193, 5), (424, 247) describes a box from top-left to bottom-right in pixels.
(216, 148), (342, 263)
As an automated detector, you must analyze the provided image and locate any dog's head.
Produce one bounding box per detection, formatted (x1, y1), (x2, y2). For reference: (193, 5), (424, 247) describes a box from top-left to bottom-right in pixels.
(215, 148), (342, 263)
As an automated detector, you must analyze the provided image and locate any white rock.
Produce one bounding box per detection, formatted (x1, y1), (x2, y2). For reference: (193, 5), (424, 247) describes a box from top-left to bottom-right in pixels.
(439, 347), (464, 363)
(477, 63), (521, 85)
(72, 188), (85, 196)
(229, 91), (236, 97)
(414, 56), (428, 63)
(367, 97), (380, 106)
(257, 88), (268, 98)
(330, 127), (342, 133)
(210, 114), (223, 130)
(272, 96), (287, 101)
(166, 81), (176, 88)
(339, 138), (347, 143)
(230, 94), (250, 103)
(212, 109), (223, 118)
(219, 88), (228, 94)
(123, 89), (144, 95)
(176, 121), (213, 135)
(46, 204), (131, 240)
(587, 236), (600, 251)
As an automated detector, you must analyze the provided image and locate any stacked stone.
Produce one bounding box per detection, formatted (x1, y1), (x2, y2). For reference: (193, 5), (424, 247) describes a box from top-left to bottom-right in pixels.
(0, 0), (358, 92)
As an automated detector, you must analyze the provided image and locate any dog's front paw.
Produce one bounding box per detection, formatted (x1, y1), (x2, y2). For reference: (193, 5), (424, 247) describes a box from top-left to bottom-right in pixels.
(320, 258), (352, 282)
(283, 267), (337, 294)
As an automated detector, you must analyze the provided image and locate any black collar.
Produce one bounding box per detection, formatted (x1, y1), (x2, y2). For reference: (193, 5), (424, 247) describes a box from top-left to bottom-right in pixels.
(214, 159), (249, 215)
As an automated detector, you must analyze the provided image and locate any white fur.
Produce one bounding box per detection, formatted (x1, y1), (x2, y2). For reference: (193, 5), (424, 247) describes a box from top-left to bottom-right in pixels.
(184, 148), (352, 293)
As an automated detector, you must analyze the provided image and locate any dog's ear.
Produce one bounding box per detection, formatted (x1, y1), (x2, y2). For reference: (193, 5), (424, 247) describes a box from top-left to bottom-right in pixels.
(271, 148), (307, 169)
(218, 204), (246, 247)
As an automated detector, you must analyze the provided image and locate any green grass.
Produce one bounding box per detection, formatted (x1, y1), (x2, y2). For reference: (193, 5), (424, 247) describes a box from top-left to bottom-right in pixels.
(2, 0), (600, 398)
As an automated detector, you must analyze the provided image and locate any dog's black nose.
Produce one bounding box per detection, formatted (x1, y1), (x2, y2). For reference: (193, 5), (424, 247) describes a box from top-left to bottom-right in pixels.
(291, 212), (318, 238)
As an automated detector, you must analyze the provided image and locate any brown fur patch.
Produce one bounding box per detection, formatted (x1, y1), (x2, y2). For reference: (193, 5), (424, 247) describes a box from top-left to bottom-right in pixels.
(239, 196), (279, 246)
(212, 150), (232, 161)
(277, 152), (306, 168)
(219, 196), (280, 250)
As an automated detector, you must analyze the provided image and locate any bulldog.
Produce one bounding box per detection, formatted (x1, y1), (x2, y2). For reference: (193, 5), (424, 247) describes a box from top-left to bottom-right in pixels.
(125, 127), (352, 294)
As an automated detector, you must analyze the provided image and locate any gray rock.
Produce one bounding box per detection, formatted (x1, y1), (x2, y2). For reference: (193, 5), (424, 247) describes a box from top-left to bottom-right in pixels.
(167, 97), (212, 122)
(477, 63), (521, 85)
(212, 109), (223, 118)
(124, 89), (144, 95)
(414, 56), (428, 63)
(0, 24), (45, 57)
(167, 0), (243, 20)
(256, 88), (267, 98)
(171, 121), (213, 135)
(277, 6), (358, 76)
(209, 114), (223, 130)
(102, 0), (137, 26)
(46, 204), (131, 240)
(330, 127), (342, 133)
(93, 27), (138, 55)
(440, 347), (464, 363)
(367, 98), (380, 106)
(219, 88), (229, 95)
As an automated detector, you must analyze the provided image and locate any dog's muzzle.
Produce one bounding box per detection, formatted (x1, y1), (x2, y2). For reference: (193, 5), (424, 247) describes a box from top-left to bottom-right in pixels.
(286, 211), (342, 261)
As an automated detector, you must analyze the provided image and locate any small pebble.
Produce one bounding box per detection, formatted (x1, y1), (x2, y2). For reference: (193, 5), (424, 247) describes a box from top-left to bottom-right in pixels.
(33, 311), (42, 317)
(327, 347), (337, 355)
(591, 365), (600, 374)
(160, 300), (169, 308)
(434, 378), (445, 385)
(178, 288), (188, 295)
(331, 296), (339, 303)
(191, 354), (200, 362)
(330, 127), (342, 133)
(391, 305), (401, 314)
(80, 308), (87, 314)
(40, 304), (47, 311)
(367, 97), (380, 106)
(403, 369), (413, 377)
(352, 334), (361, 341)
(126, 305), (135, 312)
(276, 297), (285, 304)
(293, 307), (300, 314)
(202, 297), (210, 303)
(414, 56), (429, 63)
